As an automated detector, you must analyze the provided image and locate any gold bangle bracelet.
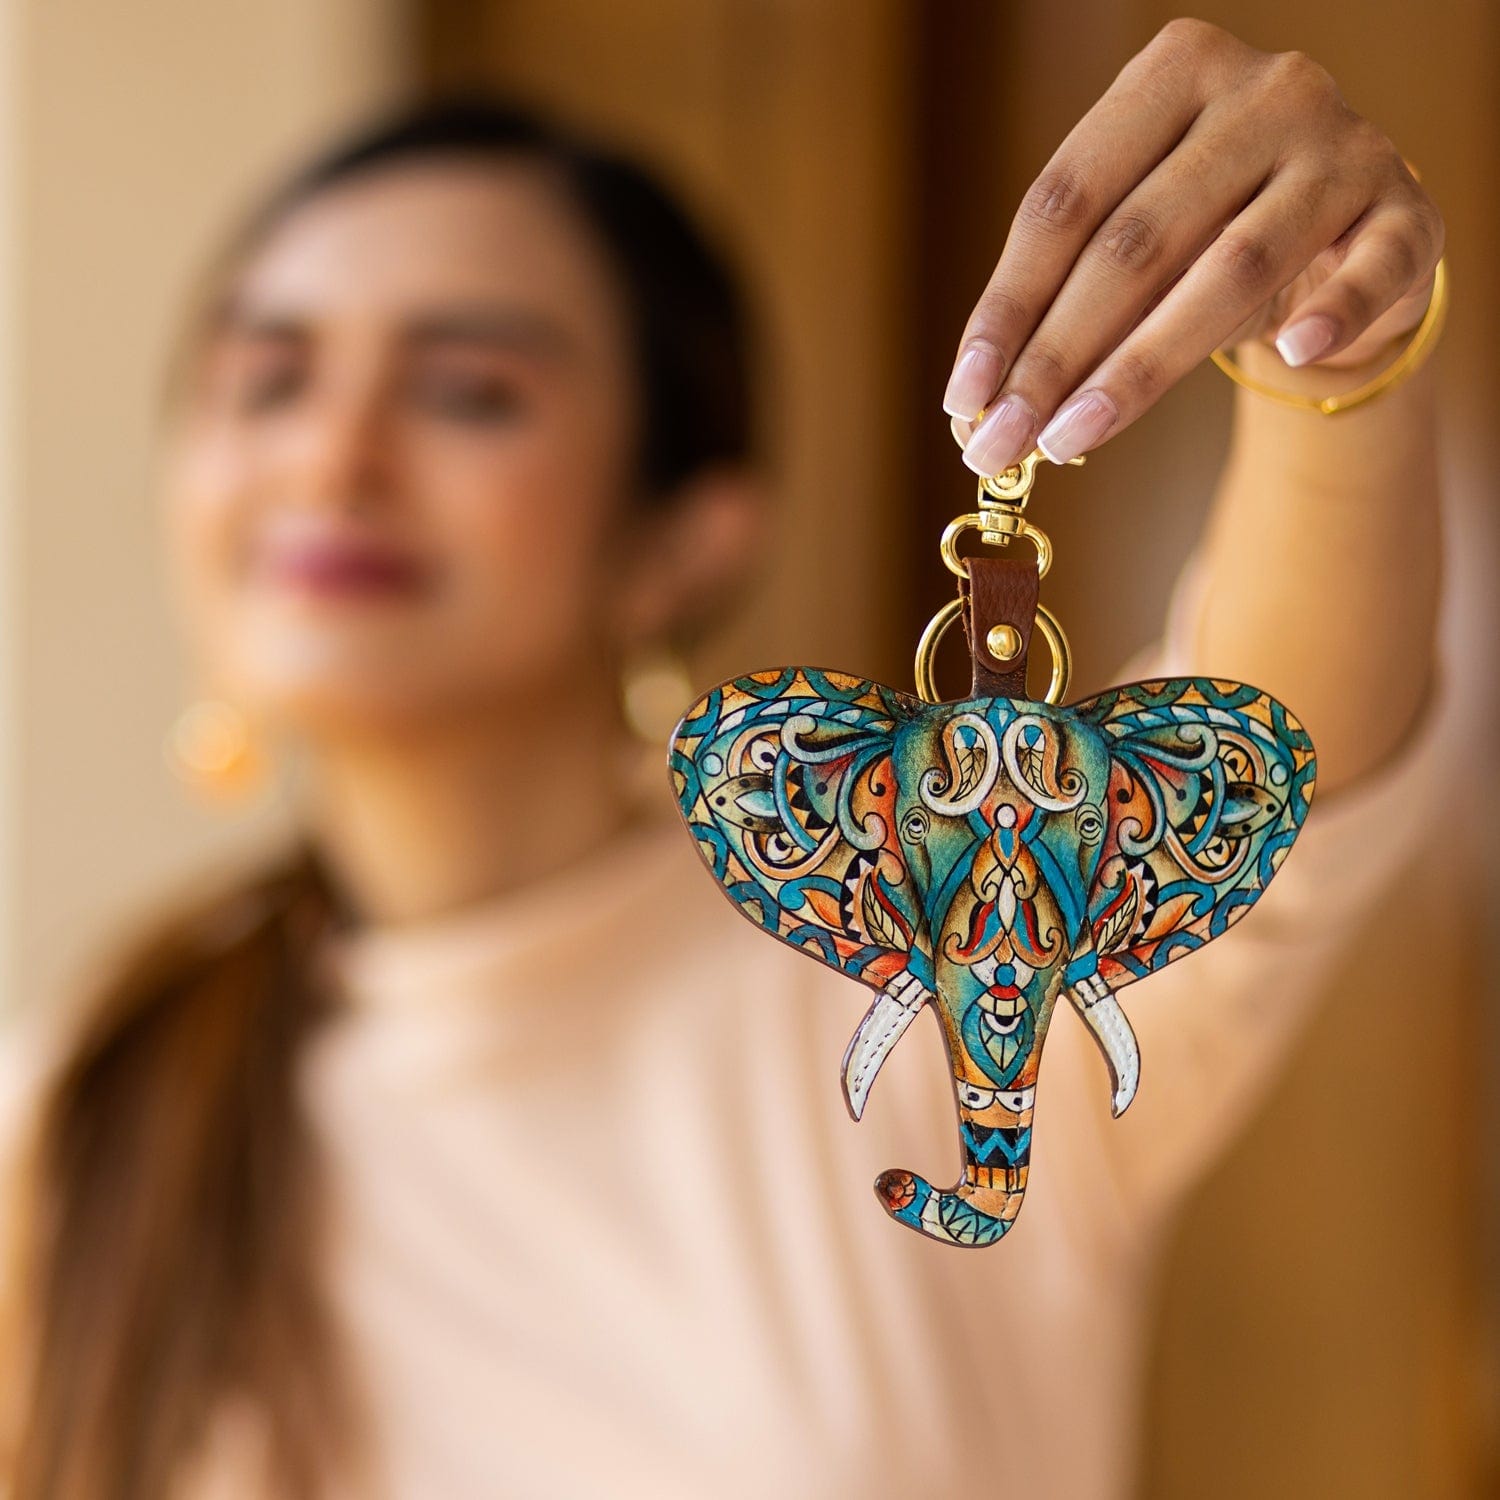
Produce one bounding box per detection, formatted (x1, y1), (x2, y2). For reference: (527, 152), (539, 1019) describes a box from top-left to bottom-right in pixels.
(1210, 252), (1448, 415)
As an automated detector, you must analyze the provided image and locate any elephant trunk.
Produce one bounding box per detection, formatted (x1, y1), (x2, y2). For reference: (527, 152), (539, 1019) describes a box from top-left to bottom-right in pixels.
(873, 1098), (1031, 1247)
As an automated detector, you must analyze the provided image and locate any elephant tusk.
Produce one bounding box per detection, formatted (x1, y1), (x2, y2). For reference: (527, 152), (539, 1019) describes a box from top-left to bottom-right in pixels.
(841, 971), (931, 1120)
(1067, 976), (1139, 1117)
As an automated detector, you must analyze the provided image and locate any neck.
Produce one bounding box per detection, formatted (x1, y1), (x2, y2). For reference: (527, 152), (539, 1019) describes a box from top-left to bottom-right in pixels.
(300, 679), (639, 928)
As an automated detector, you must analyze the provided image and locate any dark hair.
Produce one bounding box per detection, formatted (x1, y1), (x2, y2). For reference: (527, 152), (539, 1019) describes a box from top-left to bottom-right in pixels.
(6, 94), (761, 1500)
(230, 95), (762, 501)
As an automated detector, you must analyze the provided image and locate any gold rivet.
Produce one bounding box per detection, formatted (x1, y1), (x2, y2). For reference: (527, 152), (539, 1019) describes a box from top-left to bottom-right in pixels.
(986, 624), (1022, 663)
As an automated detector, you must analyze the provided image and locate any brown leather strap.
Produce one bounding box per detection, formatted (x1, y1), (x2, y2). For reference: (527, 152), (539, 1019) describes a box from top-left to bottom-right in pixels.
(960, 553), (1040, 699)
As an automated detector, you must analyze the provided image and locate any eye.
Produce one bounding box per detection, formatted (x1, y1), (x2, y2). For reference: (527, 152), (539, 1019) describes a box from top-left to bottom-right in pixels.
(410, 370), (525, 424)
(901, 808), (929, 842)
(748, 737), (778, 773)
(237, 361), (307, 413)
(957, 1082), (996, 1109)
(758, 832), (801, 867)
(205, 346), (307, 416)
(988, 1013), (1024, 1036)
(1076, 805), (1104, 844)
(199, 329), (310, 417)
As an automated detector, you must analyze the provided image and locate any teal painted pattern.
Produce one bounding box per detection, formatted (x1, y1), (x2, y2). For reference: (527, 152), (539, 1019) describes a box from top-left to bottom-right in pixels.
(671, 668), (1315, 1247)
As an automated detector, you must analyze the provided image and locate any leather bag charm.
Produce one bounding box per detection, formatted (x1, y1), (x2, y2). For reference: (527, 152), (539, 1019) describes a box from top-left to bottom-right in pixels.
(670, 450), (1316, 1247)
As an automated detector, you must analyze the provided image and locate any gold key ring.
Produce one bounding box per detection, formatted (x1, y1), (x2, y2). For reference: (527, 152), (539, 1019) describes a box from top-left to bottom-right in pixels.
(914, 598), (1071, 706)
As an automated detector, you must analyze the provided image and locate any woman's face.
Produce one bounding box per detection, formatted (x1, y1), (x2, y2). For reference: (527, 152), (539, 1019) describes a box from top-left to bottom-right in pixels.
(163, 157), (651, 735)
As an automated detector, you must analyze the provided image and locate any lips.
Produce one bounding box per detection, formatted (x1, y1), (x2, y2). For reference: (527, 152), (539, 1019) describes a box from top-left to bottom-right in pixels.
(255, 537), (432, 600)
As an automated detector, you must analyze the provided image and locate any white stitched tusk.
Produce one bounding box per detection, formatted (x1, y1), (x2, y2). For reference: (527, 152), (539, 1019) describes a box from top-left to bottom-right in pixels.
(841, 972), (931, 1120)
(1067, 976), (1140, 1118)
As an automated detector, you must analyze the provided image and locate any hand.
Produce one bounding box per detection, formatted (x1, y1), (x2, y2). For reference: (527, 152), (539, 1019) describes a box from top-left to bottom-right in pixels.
(944, 18), (1446, 473)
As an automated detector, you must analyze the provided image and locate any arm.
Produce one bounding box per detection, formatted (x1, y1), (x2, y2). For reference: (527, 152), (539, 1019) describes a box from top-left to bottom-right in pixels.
(1052, 318), (1450, 1229)
(1062, 478), (1452, 1233)
(1032, 334), (1452, 1224)
(1196, 333), (1441, 796)
(1038, 354), (1452, 1231)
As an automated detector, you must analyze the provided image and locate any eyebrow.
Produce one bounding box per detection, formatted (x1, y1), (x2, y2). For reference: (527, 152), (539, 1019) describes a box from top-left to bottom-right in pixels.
(214, 301), (579, 362)
(405, 307), (579, 362)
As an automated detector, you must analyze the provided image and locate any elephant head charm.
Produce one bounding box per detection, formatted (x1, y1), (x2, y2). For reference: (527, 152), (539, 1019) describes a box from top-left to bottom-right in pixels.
(671, 668), (1315, 1247)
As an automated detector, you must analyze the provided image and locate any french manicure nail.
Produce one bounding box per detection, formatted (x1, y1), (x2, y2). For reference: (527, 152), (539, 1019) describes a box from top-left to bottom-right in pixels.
(943, 345), (1005, 420)
(962, 394), (1037, 476)
(1036, 389), (1117, 464)
(1274, 314), (1336, 368)
(950, 413), (973, 447)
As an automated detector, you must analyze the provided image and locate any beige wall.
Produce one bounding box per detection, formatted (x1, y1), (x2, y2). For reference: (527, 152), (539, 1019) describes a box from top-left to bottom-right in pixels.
(0, 0), (410, 1018)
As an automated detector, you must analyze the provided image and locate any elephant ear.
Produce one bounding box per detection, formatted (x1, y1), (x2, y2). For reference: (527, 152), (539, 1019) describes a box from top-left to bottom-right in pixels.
(671, 668), (932, 1118)
(1076, 676), (1317, 991)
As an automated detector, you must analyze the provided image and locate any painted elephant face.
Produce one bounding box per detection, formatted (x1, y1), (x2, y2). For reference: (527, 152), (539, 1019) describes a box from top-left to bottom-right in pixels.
(672, 667), (1315, 1247)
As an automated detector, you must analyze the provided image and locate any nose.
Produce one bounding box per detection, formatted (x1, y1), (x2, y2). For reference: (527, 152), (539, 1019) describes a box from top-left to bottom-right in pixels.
(281, 377), (394, 514)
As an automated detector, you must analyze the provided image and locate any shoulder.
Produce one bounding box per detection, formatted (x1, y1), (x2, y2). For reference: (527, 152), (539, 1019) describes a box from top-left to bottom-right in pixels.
(0, 1008), (64, 1165)
(0, 1006), (71, 1287)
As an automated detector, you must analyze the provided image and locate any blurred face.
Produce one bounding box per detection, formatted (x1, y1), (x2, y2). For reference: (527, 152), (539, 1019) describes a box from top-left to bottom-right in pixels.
(163, 157), (651, 736)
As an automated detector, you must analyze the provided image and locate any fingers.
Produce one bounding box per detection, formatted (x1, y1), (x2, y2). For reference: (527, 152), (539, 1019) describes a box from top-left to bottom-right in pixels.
(957, 111), (1304, 475)
(1271, 193), (1444, 366)
(1010, 177), (1437, 466)
(941, 28), (1207, 422)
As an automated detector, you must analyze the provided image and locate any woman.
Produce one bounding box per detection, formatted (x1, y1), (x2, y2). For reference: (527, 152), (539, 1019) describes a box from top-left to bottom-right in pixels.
(0, 18), (1452, 1500)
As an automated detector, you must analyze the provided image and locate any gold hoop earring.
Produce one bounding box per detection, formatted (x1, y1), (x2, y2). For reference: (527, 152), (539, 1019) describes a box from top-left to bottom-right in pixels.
(164, 698), (269, 804)
(622, 646), (695, 745)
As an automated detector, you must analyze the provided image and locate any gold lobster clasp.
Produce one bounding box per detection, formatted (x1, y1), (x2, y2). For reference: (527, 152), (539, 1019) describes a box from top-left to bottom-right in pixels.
(914, 445), (1084, 706)
(975, 445), (1077, 504)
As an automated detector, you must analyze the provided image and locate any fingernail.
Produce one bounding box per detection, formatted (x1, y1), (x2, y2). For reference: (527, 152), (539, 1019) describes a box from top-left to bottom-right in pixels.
(1274, 314), (1336, 368)
(943, 345), (1005, 420)
(1036, 389), (1117, 463)
(950, 413), (973, 447)
(962, 394), (1037, 476)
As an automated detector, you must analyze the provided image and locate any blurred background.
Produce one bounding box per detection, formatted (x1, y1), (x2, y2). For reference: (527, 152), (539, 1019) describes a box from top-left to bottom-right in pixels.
(0, 1), (1494, 1494)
